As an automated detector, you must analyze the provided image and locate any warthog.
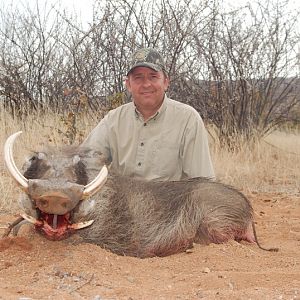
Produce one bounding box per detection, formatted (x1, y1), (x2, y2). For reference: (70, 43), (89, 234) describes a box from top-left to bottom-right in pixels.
(3, 131), (278, 257)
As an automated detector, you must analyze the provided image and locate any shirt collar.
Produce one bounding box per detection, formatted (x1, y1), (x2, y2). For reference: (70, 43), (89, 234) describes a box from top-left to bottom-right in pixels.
(134, 95), (169, 122)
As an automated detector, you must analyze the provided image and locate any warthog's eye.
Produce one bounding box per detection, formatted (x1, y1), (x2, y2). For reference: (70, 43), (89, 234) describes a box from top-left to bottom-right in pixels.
(73, 155), (81, 165)
(37, 152), (46, 160)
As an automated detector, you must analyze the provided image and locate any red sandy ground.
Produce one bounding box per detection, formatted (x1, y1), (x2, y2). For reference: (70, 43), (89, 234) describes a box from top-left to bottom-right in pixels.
(0, 192), (299, 300)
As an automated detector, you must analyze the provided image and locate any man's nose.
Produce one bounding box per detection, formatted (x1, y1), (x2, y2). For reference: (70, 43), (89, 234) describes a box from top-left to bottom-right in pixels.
(142, 77), (152, 86)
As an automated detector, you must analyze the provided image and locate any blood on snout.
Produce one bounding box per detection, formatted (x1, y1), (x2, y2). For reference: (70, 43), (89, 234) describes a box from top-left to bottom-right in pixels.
(36, 211), (74, 240)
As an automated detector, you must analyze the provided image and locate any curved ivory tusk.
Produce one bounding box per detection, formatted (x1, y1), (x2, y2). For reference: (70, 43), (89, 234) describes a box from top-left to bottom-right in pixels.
(83, 165), (108, 198)
(4, 131), (29, 191)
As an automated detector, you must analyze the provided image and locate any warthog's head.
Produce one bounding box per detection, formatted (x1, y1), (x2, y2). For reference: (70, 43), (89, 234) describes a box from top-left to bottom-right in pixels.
(4, 131), (108, 240)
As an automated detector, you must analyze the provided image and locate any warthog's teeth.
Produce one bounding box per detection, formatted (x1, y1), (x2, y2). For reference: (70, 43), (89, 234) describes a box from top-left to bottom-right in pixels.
(21, 212), (93, 231)
(69, 220), (94, 230)
(20, 213), (43, 225)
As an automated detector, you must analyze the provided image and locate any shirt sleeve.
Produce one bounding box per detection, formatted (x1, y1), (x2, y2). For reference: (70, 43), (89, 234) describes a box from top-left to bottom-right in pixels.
(81, 115), (112, 163)
(181, 111), (215, 179)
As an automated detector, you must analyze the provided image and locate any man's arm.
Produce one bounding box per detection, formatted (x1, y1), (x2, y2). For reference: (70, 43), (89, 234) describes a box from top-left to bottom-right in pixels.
(81, 115), (112, 162)
(181, 112), (215, 179)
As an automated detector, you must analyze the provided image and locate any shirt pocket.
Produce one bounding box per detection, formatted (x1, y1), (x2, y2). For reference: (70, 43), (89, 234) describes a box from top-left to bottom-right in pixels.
(152, 139), (180, 177)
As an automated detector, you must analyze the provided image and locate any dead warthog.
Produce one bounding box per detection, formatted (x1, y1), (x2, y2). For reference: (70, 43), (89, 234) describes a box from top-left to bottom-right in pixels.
(3, 131), (278, 257)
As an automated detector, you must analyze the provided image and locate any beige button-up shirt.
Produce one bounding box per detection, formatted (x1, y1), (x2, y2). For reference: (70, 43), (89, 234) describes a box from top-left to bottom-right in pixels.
(82, 96), (215, 181)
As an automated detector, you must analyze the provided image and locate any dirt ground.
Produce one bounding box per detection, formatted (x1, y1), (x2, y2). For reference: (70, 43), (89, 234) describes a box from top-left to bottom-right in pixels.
(0, 192), (299, 300)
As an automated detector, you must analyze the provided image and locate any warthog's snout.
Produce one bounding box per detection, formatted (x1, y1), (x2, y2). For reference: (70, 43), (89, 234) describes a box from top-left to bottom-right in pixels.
(28, 179), (85, 215)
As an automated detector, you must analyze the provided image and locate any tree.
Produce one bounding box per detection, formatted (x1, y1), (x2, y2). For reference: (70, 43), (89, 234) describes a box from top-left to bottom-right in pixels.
(0, 0), (299, 146)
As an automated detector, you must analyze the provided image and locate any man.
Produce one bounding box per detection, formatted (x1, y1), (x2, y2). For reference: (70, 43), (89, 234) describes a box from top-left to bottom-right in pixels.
(82, 48), (215, 181)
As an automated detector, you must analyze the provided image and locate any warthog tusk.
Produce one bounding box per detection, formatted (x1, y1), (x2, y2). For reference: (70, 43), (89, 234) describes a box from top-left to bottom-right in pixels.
(4, 131), (29, 191)
(82, 165), (108, 198)
(53, 214), (58, 229)
(68, 220), (95, 230)
(21, 213), (43, 225)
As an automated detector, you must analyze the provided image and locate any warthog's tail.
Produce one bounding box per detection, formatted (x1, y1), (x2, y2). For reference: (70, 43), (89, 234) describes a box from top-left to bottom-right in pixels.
(251, 221), (279, 252)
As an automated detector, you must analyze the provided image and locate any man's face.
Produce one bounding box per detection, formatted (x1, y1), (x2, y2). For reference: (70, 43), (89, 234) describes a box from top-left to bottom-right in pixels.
(126, 67), (169, 112)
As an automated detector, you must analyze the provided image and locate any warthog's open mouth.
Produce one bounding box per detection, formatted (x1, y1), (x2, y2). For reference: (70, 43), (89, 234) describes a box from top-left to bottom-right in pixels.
(21, 211), (94, 240)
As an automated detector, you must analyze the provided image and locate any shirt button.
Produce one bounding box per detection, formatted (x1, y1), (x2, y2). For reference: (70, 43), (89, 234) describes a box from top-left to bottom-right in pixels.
(141, 142), (144, 146)
(138, 162), (142, 166)
(143, 123), (147, 126)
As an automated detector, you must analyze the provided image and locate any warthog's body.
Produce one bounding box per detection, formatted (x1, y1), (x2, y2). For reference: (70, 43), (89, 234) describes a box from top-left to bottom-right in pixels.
(78, 176), (255, 257)
(4, 132), (277, 257)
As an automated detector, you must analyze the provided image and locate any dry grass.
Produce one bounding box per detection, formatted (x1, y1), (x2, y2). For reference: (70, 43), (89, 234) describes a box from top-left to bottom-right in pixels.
(1, 107), (299, 212)
(211, 130), (300, 194)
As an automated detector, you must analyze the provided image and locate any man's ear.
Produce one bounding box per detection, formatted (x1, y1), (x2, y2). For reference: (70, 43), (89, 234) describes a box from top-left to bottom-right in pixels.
(125, 77), (132, 93)
(164, 76), (170, 91)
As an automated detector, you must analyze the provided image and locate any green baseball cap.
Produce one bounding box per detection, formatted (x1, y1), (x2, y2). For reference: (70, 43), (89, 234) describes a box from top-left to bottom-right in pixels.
(127, 48), (166, 75)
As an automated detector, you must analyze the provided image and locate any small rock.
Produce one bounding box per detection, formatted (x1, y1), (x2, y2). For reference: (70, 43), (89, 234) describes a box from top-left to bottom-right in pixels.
(202, 267), (211, 273)
(126, 276), (135, 283)
(195, 290), (205, 298)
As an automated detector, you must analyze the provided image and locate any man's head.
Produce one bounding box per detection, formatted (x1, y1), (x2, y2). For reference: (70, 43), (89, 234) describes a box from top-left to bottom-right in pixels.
(125, 48), (169, 120)
(127, 48), (167, 75)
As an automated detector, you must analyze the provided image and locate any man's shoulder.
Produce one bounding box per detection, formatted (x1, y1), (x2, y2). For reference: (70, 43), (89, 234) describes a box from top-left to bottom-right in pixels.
(166, 97), (199, 115)
(106, 102), (134, 117)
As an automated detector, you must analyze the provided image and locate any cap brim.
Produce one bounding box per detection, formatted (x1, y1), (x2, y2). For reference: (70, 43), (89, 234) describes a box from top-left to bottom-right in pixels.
(127, 62), (162, 75)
